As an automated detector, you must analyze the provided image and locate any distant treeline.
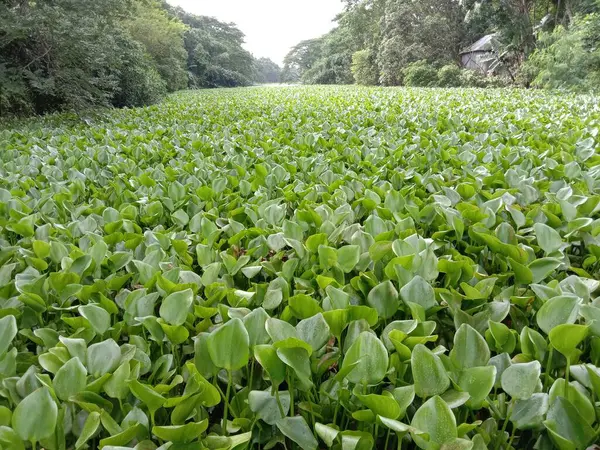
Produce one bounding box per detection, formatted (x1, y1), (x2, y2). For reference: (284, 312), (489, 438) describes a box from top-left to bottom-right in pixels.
(0, 0), (282, 116)
(282, 0), (600, 91)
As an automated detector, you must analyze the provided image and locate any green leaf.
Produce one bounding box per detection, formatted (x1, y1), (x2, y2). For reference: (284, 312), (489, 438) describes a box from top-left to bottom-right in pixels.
(354, 388), (401, 419)
(12, 387), (58, 442)
(457, 366), (496, 409)
(341, 331), (389, 385)
(509, 257), (533, 284)
(511, 393), (549, 430)
(450, 324), (490, 369)
(412, 343), (450, 398)
(543, 397), (595, 450)
(152, 420), (208, 443)
(99, 423), (146, 448)
(79, 304), (111, 334)
(337, 245), (361, 272)
(103, 361), (131, 400)
(501, 361), (541, 400)
(86, 339), (121, 378)
(207, 318), (250, 371)
(411, 396), (457, 447)
(276, 416), (318, 450)
(528, 258), (562, 284)
(254, 344), (287, 387)
(242, 307), (271, 348)
(159, 288), (194, 326)
(367, 280), (399, 320)
(400, 276), (437, 310)
(549, 379), (595, 425)
(75, 411), (101, 449)
(128, 380), (166, 414)
(248, 389), (290, 425)
(53, 357), (87, 401)
(536, 295), (581, 335)
(289, 294), (323, 319)
(0, 426), (25, 450)
(548, 324), (588, 358)
(534, 223), (563, 254)
(0, 315), (18, 357)
(296, 313), (331, 351)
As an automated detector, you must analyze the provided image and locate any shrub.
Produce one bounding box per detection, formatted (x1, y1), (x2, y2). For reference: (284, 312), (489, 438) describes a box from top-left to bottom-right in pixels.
(459, 69), (487, 87)
(522, 14), (600, 92)
(437, 65), (463, 87)
(403, 60), (439, 87)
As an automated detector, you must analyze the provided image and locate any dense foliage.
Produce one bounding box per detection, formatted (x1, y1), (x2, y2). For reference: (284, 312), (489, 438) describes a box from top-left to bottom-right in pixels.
(284, 0), (600, 90)
(0, 0), (280, 116)
(1, 86), (600, 449)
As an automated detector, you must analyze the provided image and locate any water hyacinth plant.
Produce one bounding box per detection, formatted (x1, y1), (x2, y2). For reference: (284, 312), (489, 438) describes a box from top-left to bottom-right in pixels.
(0, 86), (599, 449)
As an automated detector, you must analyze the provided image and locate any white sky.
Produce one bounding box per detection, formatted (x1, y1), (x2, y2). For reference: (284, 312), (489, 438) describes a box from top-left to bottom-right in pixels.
(167, 0), (345, 65)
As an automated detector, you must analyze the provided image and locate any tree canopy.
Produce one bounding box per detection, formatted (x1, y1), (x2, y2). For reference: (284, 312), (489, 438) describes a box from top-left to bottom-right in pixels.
(283, 0), (600, 89)
(0, 0), (281, 116)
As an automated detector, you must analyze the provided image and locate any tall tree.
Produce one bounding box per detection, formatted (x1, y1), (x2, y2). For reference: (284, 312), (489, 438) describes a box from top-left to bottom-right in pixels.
(255, 57), (282, 83)
(378, 0), (466, 85)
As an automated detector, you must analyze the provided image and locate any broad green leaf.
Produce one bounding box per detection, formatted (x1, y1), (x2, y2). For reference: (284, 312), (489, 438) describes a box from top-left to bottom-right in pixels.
(543, 397), (595, 450)
(296, 313), (331, 351)
(412, 344), (450, 398)
(341, 331), (389, 385)
(400, 276), (437, 310)
(354, 388), (401, 419)
(75, 411), (101, 449)
(276, 416), (318, 450)
(159, 288), (194, 326)
(457, 366), (496, 409)
(534, 223), (563, 254)
(536, 295), (581, 335)
(0, 316), (17, 357)
(103, 361), (131, 400)
(411, 396), (457, 447)
(79, 304), (111, 335)
(248, 390), (290, 425)
(128, 380), (166, 414)
(54, 357), (87, 401)
(152, 420), (208, 443)
(12, 387), (58, 442)
(87, 339), (121, 378)
(511, 393), (549, 430)
(367, 280), (399, 320)
(207, 318), (250, 371)
(254, 345), (286, 387)
(242, 307), (270, 348)
(549, 324), (588, 358)
(501, 361), (541, 400)
(450, 324), (490, 369)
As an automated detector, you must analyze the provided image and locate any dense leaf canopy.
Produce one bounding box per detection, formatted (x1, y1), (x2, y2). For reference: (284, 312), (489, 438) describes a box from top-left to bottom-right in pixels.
(0, 86), (599, 449)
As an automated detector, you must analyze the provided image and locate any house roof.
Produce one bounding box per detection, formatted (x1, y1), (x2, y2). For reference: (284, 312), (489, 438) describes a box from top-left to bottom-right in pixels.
(460, 34), (499, 54)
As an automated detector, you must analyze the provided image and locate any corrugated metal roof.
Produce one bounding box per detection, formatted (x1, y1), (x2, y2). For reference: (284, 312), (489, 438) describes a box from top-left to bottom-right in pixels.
(460, 34), (499, 54)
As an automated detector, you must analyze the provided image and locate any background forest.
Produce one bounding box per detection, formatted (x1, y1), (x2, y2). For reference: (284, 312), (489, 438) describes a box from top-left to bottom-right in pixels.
(1, 0), (599, 117)
(283, 0), (600, 90)
(0, 0), (281, 115)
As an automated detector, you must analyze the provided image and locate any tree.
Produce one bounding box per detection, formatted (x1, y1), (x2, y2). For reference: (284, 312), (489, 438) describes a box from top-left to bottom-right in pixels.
(126, 1), (188, 92)
(0, 0), (167, 115)
(378, 0), (465, 85)
(255, 58), (281, 83)
(351, 50), (379, 85)
(301, 27), (355, 84)
(281, 39), (324, 82)
(169, 9), (256, 88)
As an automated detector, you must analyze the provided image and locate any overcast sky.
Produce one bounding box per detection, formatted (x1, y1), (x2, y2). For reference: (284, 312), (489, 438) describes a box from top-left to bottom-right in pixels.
(167, 0), (344, 65)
